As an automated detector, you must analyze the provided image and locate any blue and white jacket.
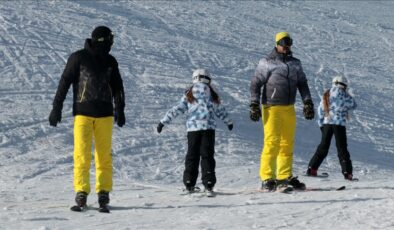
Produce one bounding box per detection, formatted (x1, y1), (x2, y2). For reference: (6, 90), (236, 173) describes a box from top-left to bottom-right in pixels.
(160, 82), (232, 132)
(318, 85), (357, 127)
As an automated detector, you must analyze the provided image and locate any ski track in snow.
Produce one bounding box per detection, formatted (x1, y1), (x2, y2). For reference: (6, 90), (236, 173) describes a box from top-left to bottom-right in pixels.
(0, 1), (394, 229)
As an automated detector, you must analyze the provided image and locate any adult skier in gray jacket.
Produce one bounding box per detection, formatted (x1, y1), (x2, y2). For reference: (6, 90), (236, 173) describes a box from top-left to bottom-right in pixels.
(250, 32), (315, 192)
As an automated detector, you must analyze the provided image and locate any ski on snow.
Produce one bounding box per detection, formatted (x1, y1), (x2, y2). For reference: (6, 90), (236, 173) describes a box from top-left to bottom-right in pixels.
(70, 204), (110, 213)
(180, 187), (216, 197)
(293, 185), (346, 192)
(304, 172), (329, 178)
(70, 205), (88, 212)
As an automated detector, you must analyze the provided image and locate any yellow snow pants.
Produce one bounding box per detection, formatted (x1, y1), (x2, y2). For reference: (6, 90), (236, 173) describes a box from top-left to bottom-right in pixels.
(73, 115), (113, 194)
(259, 105), (296, 181)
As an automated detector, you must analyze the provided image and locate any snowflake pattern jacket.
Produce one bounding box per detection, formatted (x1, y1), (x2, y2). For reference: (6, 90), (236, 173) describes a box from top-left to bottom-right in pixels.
(318, 85), (357, 127)
(160, 82), (232, 132)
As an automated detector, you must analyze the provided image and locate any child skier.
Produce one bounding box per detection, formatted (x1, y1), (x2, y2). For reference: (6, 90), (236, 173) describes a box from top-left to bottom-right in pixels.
(157, 69), (233, 195)
(306, 76), (357, 180)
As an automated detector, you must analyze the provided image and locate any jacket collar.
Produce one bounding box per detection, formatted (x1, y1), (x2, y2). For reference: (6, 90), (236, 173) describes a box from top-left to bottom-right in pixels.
(268, 48), (293, 62)
(84, 39), (110, 57)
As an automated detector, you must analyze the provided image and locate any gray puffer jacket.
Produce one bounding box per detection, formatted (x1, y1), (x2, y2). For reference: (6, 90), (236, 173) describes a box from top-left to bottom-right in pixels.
(250, 48), (312, 105)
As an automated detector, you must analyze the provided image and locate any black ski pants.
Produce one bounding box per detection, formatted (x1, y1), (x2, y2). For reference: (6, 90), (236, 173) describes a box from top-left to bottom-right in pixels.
(308, 124), (353, 175)
(183, 129), (216, 189)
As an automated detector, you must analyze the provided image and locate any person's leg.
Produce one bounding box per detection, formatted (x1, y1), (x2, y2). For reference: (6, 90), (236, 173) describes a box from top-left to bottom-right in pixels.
(333, 125), (353, 177)
(277, 105), (296, 180)
(260, 106), (281, 181)
(308, 125), (334, 170)
(73, 115), (94, 194)
(200, 130), (216, 190)
(183, 131), (202, 188)
(93, 116), (114, 194)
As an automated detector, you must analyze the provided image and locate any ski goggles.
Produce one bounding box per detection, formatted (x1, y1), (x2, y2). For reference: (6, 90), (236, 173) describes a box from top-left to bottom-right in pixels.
(94, 32), (114, 45)
(277, 37), (293, 46)
(194, 75), (211, 84)
(337, 82), (348, 89)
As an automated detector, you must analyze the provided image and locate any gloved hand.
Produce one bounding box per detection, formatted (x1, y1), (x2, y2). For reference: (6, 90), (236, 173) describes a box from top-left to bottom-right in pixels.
(115, 110), (126, 127)
(303, 99), (315, 120)
(49, 107), (62, 127)
(228, 123), (233, 131)
(249, 102), (261, 122)
(157, 122), (164, 133)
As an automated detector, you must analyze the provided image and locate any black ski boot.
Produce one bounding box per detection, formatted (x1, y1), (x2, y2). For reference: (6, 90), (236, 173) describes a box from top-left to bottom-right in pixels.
(204, 181), (215, 197)
(98, 191), (110, 213)
(306, 167), (318, 176)
(185, 185), (201, 194)
(344, 173), (358, 181)
(184, 180), (200, 194)
(288, 176), (306, 190)
(261, 179), (277, 192)
(70, 191), (88, 212)
(276, 178), (289, 192)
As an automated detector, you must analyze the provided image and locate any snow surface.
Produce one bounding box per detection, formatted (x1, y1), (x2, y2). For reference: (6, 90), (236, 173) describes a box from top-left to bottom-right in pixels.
(1, 1), (394, 229)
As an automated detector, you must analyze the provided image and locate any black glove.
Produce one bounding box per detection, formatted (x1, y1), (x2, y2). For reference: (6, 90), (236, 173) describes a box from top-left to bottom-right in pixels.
(228, 123), (233, 131)
(157, 122), (164, 133)
(49, 107), (62, 127)
(249, 102), (261, 122)
(303, 99), (315, 120)
(115, 110), (126, 127)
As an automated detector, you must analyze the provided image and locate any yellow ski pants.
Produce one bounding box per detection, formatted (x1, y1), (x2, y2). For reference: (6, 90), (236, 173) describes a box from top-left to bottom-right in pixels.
(73, 115), (113, 194)
(260, 105), (296, 181)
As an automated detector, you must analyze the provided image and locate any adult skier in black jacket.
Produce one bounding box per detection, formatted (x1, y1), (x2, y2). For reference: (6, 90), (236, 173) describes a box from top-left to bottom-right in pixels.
(49, 26), (125, 212)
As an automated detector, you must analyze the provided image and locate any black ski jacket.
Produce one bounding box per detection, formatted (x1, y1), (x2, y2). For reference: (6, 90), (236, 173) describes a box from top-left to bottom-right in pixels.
(52, 39), (125, 117)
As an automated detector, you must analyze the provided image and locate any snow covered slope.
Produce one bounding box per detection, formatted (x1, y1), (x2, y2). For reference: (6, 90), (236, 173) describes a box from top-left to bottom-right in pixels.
(1, 1), (393, 229)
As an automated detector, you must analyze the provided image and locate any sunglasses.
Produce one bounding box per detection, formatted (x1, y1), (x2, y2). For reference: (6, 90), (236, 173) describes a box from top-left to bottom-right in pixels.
(277, 37), (293, 46)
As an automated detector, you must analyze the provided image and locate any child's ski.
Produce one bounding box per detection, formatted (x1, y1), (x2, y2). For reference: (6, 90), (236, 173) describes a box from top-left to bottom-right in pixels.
(305, 172), (329, 178)
(302, 185), (346, 192)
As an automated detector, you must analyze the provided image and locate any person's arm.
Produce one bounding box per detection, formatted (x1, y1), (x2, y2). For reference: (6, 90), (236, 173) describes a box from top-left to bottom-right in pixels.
(250, 59), (269, 104)
(160, 95), (188, 125)
(296, 62), (312, 103)
(344, 93), (357, 110)
(213, 102), (232, 126)
(49, 53), (78, 127)
(53, 53), (79, 110)
(110, 59), (125, 127)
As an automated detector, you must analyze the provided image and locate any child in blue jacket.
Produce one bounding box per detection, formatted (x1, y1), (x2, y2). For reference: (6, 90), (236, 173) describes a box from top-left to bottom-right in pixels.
(307, 76), (357, 180)
(157, 69), (233, 193)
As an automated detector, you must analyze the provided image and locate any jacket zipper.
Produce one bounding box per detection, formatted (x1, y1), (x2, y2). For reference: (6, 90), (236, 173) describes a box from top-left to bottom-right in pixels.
(79, 81), (87, 103)
(271, 88), (277, 99)
(284, 57), (291, 104)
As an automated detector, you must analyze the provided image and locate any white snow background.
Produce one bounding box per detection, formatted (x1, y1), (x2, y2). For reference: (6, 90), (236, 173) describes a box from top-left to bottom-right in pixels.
(1, 1), (394, 229)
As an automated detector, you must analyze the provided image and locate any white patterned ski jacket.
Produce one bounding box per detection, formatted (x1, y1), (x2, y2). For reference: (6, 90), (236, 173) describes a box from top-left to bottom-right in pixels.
(318, 85), (357, 127)
(160, 82), (232, 132)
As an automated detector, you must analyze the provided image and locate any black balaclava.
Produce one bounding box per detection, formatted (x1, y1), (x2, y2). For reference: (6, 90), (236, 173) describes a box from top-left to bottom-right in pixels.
(91, 26), (114, 55)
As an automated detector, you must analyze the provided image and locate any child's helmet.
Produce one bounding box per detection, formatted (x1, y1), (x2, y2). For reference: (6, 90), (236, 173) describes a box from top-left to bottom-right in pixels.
(332, 76), (348, 88)
(192, 69), (211, 84)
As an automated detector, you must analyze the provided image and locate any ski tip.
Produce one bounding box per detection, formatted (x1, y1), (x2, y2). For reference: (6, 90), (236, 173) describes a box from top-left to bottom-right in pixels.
(336, 186), (346, 190)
